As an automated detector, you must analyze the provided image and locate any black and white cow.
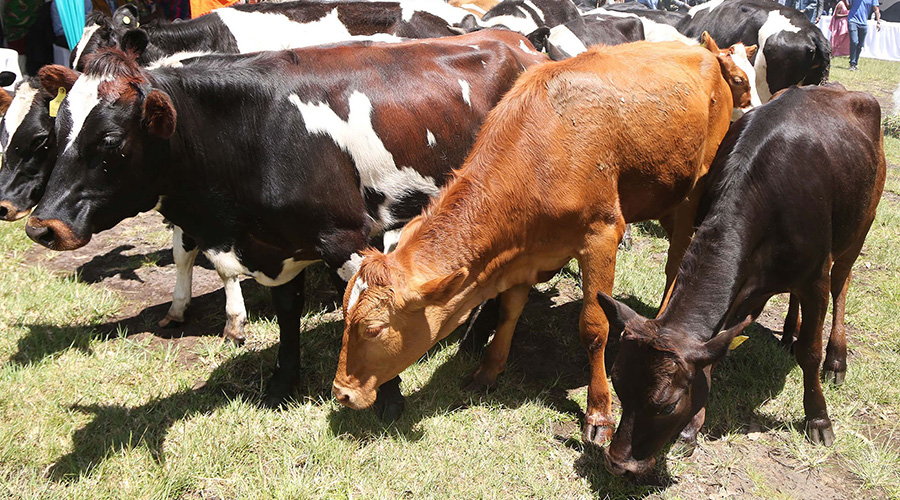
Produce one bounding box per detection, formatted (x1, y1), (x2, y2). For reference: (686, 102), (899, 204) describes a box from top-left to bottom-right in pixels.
(677, 0), (831, 101)
(527, 12), (644, 59)
(480, 0), (581, 33)
(28, 31), (547, 410)
(71, 0), (480, 71)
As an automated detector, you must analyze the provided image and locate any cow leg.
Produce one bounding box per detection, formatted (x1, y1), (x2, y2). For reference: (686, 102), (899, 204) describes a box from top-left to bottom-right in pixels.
(580, 220), (625, 446)
(794, 277), (834, 446)
(220, 270), (248, 345)
(823, 265), (853, 386)
(462, 284), (530, 391)
(160, 226), (198, 327)
(459, 298), (499, 354)
(674, 407), (705, 457)
(263, 270), (306, 408)
(781, 294), (801, 351)
(659, 181), (704, 313)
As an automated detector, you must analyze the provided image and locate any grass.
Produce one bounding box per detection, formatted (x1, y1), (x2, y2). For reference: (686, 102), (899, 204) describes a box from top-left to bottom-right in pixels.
(0, 60), (898, 499)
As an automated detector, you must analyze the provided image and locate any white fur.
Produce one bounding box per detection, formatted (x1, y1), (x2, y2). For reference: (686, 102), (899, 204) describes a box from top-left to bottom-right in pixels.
(458, 79), (472, 107)
(519, 39), (540, 55)
(548, 25), (587, 58)
(216, 8), (354, 52)
(522, 0), (545, 22)
(755, 10), (800, 102)
(207, 247), (314, 287)
(382, 228), (403, 253)
(167, 226), (198, 321)
(399, 0), (474, 24)
(71, 23), (100, 69)
(289, 91), (440, 233)
(2, 82), (38, 151)
(64, 75), (109, 153)
(426, 129), (437, 147)
(461, 3), (488, 15)
(347, 277), (368, 310)
(688, 0), (726, 17)
(731, 43), (762, 109)
(589, 9), (698, 45)
(482, 14), (539, 34)
(337, 252), (364, 282)
(146, 51), (213, 70)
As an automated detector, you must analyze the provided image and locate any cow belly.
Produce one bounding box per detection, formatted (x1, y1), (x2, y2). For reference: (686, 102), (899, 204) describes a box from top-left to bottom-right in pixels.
(207, 247), (316, 287)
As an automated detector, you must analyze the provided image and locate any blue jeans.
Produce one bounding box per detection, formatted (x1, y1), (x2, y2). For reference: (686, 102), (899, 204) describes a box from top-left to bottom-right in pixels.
(849, 22), (867, 67)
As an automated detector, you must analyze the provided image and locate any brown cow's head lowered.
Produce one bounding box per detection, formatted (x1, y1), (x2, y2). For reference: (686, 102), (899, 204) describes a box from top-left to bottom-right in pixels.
(333, 247), (473, 410)
(596, 291), (752, 478)
(702, 32), (761, 118)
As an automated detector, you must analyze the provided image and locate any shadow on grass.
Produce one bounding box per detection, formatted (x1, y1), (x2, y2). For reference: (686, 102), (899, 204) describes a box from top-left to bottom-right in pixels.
(72, 245), (176, 284)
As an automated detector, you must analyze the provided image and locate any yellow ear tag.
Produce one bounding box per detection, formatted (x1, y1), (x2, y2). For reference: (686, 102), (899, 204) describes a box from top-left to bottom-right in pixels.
(728, 335), (749, 351)
(123, 16), (131, 25)
(49, 87), (66, 118)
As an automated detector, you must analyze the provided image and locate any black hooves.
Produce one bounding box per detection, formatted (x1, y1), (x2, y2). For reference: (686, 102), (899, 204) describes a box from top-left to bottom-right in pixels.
(805, 418), (835, 447)
(262, 370), (299, 409)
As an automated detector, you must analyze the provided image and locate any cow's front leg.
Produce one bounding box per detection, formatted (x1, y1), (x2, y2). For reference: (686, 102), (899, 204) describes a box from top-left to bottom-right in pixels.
(795, 278), (834, 446)
(462, 284), (530, 391)
(579, 220), (624, 446)
(220, 271), (248, 345)
(263, 270), (306, 408)
(160, 226), (198, 327)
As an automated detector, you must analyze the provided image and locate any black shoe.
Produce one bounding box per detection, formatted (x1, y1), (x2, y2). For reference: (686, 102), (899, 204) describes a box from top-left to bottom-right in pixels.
(849, 65), (859, 71)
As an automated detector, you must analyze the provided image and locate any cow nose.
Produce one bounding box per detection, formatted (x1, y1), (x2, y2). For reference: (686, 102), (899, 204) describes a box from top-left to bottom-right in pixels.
(603, 447), (656, 478)
(332, 383), (354, 408)
(25, 220), (56, 248)
(0, 201), (21, 221)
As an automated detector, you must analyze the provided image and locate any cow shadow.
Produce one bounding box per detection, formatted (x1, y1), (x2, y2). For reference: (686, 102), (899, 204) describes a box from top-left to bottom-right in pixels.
(72, 244), (178, 284)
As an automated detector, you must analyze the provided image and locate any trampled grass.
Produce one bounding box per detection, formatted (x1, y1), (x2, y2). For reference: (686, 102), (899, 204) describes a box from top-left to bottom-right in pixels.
(0, 60), (898, 499)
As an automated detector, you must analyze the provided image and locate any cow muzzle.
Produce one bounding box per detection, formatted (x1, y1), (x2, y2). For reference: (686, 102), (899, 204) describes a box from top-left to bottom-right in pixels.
(0, 201), (30, 222)
(332, 381), (376, 410)
(25, 217), (90, 250)
(603, 447), (656, 479)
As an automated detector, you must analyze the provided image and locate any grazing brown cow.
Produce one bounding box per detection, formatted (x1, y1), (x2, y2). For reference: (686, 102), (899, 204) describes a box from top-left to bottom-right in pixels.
(597, 83), (886, 478)
(333, 41), (733, 445)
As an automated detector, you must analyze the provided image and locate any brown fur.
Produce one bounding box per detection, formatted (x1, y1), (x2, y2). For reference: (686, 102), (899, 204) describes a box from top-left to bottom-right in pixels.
(0, 88), (11, 115)
(142, 89), (176, 138)
(448, 0), (499, 17)
(37, 65), (80, 96)
(334, 41), (733, 441)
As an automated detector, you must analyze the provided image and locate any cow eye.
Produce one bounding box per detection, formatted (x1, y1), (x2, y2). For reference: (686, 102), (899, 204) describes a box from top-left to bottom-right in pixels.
(30, 134), (49, 151)
(733, 77), (744, 85)
(362, 325), (385, 339)
(659, 402), (677, 415)
(101, 134), (123, 151)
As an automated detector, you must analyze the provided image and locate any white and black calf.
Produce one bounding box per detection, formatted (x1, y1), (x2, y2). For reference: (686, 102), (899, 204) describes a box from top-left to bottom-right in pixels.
(481, 0), (581, 34)
(28, 31), (547, 412)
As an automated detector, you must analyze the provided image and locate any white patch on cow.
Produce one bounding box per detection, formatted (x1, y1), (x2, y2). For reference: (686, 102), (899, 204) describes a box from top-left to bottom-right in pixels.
(467, 44), (480, 50)
(1, 82), (38, 151)
(481, 59), (487, 67)
(731, 43), (762, 109)
(347, 277), (368, 310)
(71, 23), (100, 70)
(461, 3), (488, 15)
(548, 25), (587, 58)
(481, 14), (539, 34)
(167, 226), (198, 321)
(688, 0), (726, 17)
(399, 0), (474, 25)
(289, 91), (440, 232)
(426, 129), (436, 147)
(146, 51), (212, 70)
(64, 75), (109, 153)
(458, 79), (472, 107)
(755, 10), (801, 102)
(382, 228), (404, 253)
(216, 7), (355, 52)
(522, 0), (545, 22)
(207, 247), (314, 287)
(337, 252), (364, 282)
(589, 9), (698, 45)
(518, 39), (540, 56)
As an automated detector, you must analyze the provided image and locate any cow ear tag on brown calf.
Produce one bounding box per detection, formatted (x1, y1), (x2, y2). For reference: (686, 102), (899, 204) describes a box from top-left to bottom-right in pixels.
(728, 335), (749, 351)
(48, 88), (66, 118)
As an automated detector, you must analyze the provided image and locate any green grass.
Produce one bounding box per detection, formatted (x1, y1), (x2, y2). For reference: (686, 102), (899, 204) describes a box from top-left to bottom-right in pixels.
(0, 61), (898, 499)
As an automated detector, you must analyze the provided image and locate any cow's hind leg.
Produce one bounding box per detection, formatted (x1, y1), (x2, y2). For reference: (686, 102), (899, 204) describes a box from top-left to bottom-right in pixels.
(462, 284), (531, 392)
(220, 270), (248, 345)
(781, 294), (801, 351)
(580, 219), (625, 446)
(794, 274), (835, 446)
(160, 226), (198, 327)
(823, 261), (855, 386)
(263, 270), (307, 408)
(659, 181), (704, 313)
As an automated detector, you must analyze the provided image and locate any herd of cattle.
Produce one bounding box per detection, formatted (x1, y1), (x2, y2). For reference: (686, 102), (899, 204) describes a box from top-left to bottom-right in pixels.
(0, 0), (887, 480)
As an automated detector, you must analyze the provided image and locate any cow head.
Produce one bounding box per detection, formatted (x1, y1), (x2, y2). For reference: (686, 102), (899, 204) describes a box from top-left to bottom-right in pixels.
(333, 246), (472, 409)
(70, 5), (141, 71)
(0, 74), (76, 222)
(756, 23), (831, 102)
(702, 32), (761, 118)
(25, 48), (175, 251)
(596, 291), (752, 478)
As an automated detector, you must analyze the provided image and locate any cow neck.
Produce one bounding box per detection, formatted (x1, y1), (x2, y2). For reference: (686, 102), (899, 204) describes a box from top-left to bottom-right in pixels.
(139, 16), (232, 64)
(656, 201), (761, 344)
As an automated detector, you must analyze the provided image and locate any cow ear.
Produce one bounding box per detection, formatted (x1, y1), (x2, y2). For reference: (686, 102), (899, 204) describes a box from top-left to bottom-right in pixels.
(455, 14), (481, 33)
(701, 31), (720, 53)
(418, 268), (468, 305)
(38, 65), (79, 96)
(121, 29), (149, 57)
(686, 315), (753, 367)
(526, 27), (551, 53)
(596, 291), (641, 338)
(745, 44), (758, 60)
(113, 4), (140, 28)
(0, 88), (11, 114)
(142, 90), (177, 138)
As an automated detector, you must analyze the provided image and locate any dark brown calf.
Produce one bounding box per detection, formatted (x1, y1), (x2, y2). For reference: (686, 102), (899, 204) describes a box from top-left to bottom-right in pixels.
(598, 83), (886, 478)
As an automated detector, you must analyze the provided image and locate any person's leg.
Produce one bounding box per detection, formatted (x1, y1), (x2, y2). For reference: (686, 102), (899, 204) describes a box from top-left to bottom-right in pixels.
(856, 22), (868, 66)
(848, 23), (860, 67)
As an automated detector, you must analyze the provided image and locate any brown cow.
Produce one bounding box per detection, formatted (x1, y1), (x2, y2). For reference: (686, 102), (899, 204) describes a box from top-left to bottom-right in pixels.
(597, 83), (886, 478)
(332, 41), (733, 445)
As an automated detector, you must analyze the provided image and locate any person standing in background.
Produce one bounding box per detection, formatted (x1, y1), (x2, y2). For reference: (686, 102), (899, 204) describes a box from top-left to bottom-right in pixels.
(794, 0), (824, 22)
(847, 0), (881, 70)
(830, 0), (850, 56)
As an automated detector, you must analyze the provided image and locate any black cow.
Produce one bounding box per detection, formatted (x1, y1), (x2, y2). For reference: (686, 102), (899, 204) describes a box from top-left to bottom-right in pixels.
(28, 31), (546, 413)
(71, 0), (480, 70)
(481, 0), (582, 33)
(527, 12), (644, 60)
(677, 0), (831, 101)
(597, 83), (885, 477)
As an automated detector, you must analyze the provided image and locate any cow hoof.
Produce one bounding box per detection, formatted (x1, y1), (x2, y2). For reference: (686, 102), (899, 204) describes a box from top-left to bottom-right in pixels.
(822, 368), (846, 386)
(805, 418), (835, 447)
(222, 331), (246, 347)
(374, 382), (405, 423)
(158, 314), (184, 328)
(262, 372), (299, 409)
(780, 336), (796, 354)
(582, 422), (614, 447)
(461, 371), (498, 392)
